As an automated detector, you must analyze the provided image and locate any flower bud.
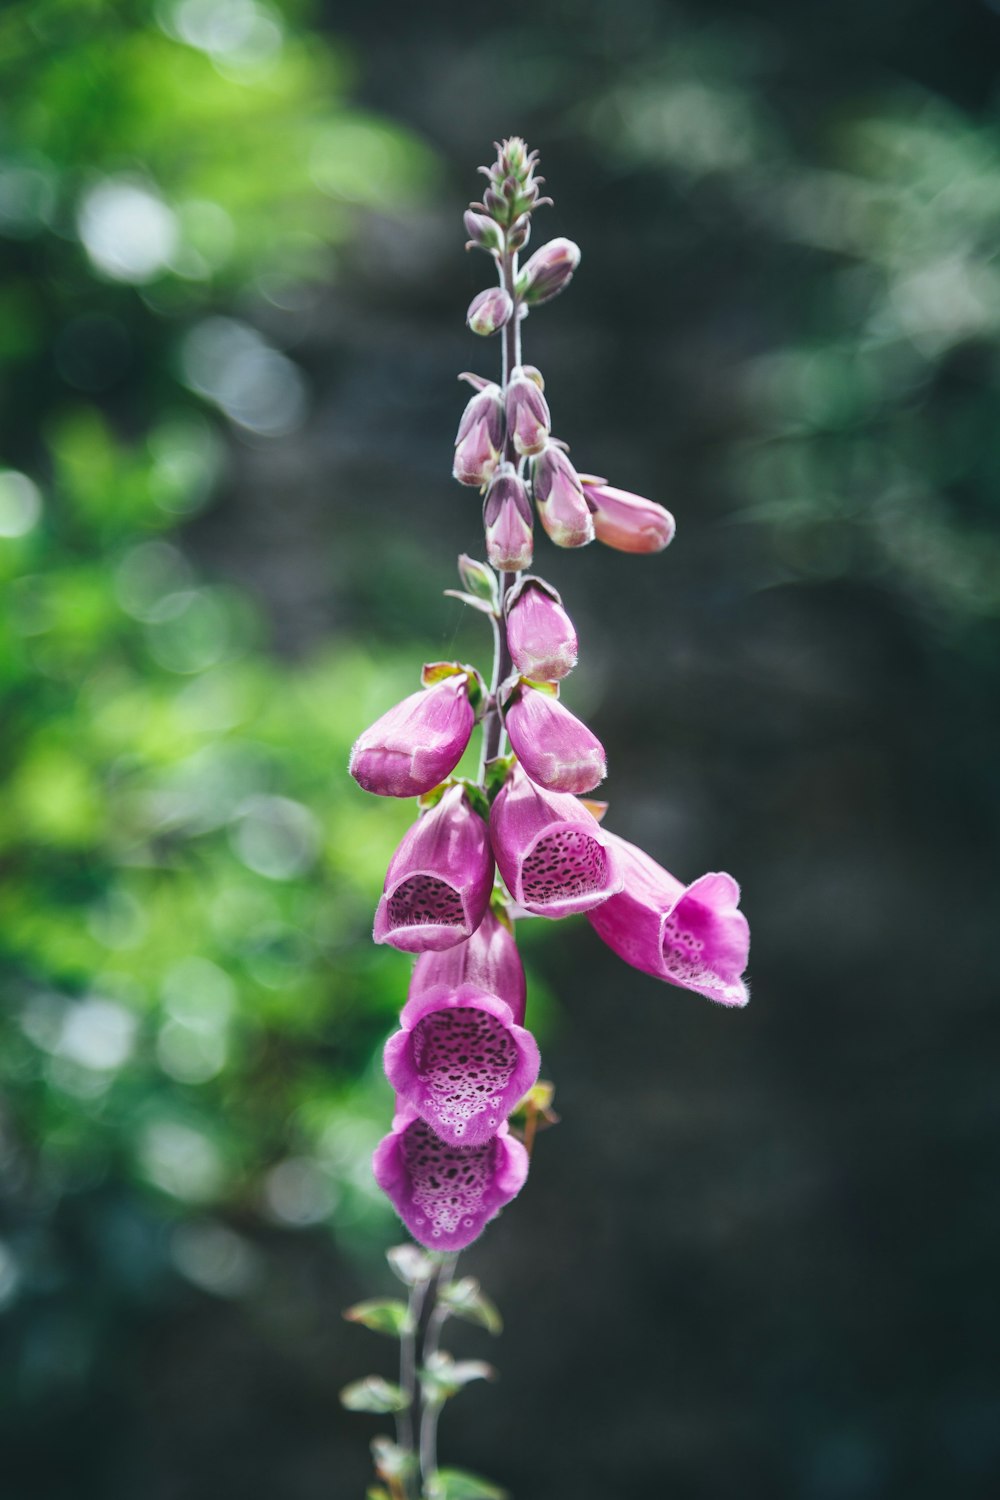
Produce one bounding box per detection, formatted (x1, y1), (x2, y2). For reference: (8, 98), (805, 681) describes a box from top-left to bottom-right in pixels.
(349, 673), (476, 798)
(463, 210), (503, 254)
(467, 286), (513, 337)
(453, 384), (504, 488)
(516, 237), (581, 305)
(373, 1104), (529, 1251)
(383, 981), (539, 1147)
(532, 445), (595, 548)
(373, 786), (494, 954)
(505, 367), (550, 456)
(507, 213), (531, 252)
(490, 766), (623, 919)
(586, 834), (750, 1007)
(580, 480), (676, 554)
(484, 470), (533, 572)
(505, 578), (577, 681)
(411, 907), (526, 1025)
(504, 683), (606, 794)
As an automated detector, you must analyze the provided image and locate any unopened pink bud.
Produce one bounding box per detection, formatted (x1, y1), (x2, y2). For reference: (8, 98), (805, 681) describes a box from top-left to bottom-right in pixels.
(373, 1104), (529, 1251)
(586, 833), (749, 1007)
(580, 481), (676, 554)
(464, 210), (503, 253)
(516, 237), (581, 305)
(532, 446), (595, 548)
(453, 384), (504, 487)
(505, 367), (551, 457)
(373, 786), (494, 953)
(484, 470), (533, 572)
(467, 286), (514, 336)
(505, 578), (577, 681)
(504, 684), (606, 794)
(349, 674), (476, 798)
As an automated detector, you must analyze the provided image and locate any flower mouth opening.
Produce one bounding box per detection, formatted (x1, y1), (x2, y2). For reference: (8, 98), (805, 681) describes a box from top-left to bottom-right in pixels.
(411, 1007), (518, 1139)
(400, 1117), (498, 1240)
(387, 874), (466, 930)
(521, 825), (609, 904)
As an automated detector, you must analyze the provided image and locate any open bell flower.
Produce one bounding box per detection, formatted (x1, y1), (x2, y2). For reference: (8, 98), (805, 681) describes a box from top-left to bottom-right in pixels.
(412, 906), (526, 1025)
(586, 832), (749, 1007)
(373, 785), (493, 954)
(532, 445), (595, 549)
(490, 766), (622, 919)
(504, 682), (606, 795)
(453, 384), (504, 488)
(349, 671), (477, 798)
(505, 577), (578, 681)
(383, 981), (540, 1148)
(483, 468), (533, 572)
(580, 479), (676, 554)
(373, 1103), (529, 1251)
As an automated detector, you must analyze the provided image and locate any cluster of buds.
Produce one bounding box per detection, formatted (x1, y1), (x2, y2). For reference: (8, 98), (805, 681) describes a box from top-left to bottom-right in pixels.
(349, 141), (750, 1265)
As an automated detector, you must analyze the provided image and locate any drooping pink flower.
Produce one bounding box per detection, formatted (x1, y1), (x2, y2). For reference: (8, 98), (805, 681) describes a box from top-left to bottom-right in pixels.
(373, 786), (493, 953)
(532, 445), (594, 549)
(505, 578), (578, 681)
(453, 384), (504, 488)
(586, 832), (749, 1007)
(504, 683), (606, 795)
(349, 674), (476, 798)
(580, 480), (676, 554)
(383, 981), (539, 1147)
(505, 367), (551, 456)
(490, 766), (622, 918)
(372, 1103), (529, 1251)
(483, 469), (533, 572)
(412, 907), (526, 1025)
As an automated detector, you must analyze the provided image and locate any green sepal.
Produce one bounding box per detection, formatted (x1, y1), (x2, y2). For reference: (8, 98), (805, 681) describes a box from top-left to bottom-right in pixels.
(386, 1243), (437, 1286)
(371, 1437), (418, 1482)
(416, 782), (451, 812)
(520, 676), (559, 697)
(458, 555), (499, 607)
(452, 779), (491, 822)
(366, 1488), (390, 1499)
(419, 1351), (495, 1405)
(339, 1376), (409, 1414)
(444, 589), (497, 618)
(425, 1469), (508, 1500)
(512, 1079), (555, 1116)
(438, 1276), (503, 1335)
(421, 660), (467, 687)
(343, 1299), (414, 1338)
(483, 754), (515, 803)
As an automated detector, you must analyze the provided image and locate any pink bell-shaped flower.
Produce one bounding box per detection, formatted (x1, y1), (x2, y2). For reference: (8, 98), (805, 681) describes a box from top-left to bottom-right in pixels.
(372, 1104), (529, 1251)
(505, 577), (578, 681)
(504, 683), (606, 795)
(453, 384), (504, 488)
(373, 786), (494, 953)
(586, 832), (749, 1007)
(412, 906), (526, 1025)
(580, 480), (676, 554)
(349, 671), (477, 799)
(383, 981), (540, 1147)
(490, 766), (622, 918)
(483, 468), (534, 572)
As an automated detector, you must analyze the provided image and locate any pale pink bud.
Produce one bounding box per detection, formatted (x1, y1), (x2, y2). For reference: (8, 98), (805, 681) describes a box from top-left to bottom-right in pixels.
(532, 446), (595, 548)
(484, 470), (533, 572)
(505, 578), (577, 681)
(453, 384), (504, 487)
(504, 684), (606, 794)
(349, 673), (476, 798)
(505, 367), (550, 456)
(467, 286), (514, 336)
(516, 237), (581, 305)
(580, 481), (676, 554)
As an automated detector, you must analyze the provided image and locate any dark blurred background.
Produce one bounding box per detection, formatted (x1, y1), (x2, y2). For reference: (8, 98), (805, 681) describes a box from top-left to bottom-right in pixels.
(2, 1), (999, 1497)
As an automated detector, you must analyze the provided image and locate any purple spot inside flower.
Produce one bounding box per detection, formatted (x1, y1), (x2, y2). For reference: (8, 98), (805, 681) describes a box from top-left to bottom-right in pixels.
(387, 875), (465, 930)
(400, 1117), (500, 1240)
(411, 1007), (518, 1139)
(521, 826), (609, 905)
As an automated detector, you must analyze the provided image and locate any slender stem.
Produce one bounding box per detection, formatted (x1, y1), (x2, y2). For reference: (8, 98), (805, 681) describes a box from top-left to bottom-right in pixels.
(419, 1254), (459, 1486)
(395, 1275), (429, 1486)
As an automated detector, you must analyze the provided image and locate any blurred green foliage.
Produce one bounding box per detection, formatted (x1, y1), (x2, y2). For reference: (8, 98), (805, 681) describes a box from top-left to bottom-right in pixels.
(0, 0), (440, 1414)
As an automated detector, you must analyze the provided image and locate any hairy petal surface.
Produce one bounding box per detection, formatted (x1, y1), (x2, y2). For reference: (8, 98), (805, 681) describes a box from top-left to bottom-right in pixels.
(349, 677), (475, 798)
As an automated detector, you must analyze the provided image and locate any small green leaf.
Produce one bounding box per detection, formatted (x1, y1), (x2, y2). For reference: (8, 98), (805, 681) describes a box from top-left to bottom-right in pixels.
(386, 1243), (437, 1286)
(425, 1468), (508, 1500)
(444, 589), (497, 617)
(483, 754), (515, 803)
(371, 1436), (417, 1481)
(344, 1299), (414, 1338)
(420, 1350), (495, 1404)
(339, 1376), (409, 1414)
(438, 1277), (503, 1335)
(457, 555), (498, 606)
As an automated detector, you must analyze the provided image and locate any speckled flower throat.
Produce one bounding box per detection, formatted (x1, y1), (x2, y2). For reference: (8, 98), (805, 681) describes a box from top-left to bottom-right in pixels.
(341, 138), (751, 1500)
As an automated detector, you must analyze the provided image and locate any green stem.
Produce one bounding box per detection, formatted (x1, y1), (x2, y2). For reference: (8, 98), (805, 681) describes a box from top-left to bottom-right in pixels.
(396, 1274), (430, 1494)
(419, 1254), (459, 1488)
